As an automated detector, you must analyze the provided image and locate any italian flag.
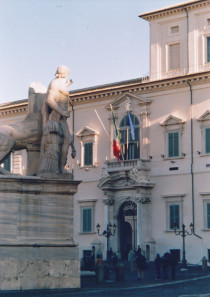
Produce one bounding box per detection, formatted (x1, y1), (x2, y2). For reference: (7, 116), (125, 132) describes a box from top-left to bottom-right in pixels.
(111, 105), (121, 161)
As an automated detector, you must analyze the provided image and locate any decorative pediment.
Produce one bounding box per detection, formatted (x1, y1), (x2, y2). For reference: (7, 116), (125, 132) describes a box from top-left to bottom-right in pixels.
(76, 126), (99, 138)
(197, 111), (210, 122)
(160, 115), (185, 127)
(105, 93), (151, 111)
(98, 167), (154, 191)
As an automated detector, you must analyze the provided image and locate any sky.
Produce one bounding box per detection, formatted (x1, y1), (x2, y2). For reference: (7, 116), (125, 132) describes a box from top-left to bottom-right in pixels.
(0, 0), (190, 104)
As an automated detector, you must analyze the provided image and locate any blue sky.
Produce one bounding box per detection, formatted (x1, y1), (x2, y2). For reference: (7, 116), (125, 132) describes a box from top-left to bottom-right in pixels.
(0, 0), (188, 104)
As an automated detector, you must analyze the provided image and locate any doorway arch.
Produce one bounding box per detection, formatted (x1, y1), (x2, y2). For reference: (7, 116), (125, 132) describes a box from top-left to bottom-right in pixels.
(118, 201), (137, 260)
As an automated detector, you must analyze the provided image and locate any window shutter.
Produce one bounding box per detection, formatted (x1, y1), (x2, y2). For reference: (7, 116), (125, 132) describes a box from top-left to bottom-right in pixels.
(83, 208), (92, 232)
(205, 128), (210, 154)
(207, 37), (210, 63)
(168, 132), (179, 157)
(170, 205), (180, 229)
(84, 143), (93, 166)
(207, 204), (210, 229)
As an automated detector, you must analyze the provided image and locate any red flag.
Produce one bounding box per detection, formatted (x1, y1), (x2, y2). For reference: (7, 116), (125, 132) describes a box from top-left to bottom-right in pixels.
(111, 105), (120, 161)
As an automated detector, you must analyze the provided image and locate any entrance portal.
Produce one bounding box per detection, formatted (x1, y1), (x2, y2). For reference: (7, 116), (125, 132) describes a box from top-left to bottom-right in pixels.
(119, 201), (137, 260)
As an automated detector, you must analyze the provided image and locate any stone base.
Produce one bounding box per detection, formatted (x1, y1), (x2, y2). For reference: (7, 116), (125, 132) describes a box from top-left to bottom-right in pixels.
(0, 175), (81, 290)
(0, 245), (80, 290)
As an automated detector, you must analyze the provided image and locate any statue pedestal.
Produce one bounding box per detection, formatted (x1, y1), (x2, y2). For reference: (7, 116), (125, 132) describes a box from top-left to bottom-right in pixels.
(0, 176), (81, 290)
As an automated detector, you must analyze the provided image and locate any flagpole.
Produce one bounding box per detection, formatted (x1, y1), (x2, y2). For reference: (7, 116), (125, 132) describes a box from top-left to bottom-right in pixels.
(127, 123), (129, 161)
(94, 109), (112, 145)
(110, 104), (124, 161)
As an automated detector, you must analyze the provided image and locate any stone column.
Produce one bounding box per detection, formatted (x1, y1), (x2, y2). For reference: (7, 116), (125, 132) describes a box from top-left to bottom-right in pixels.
(103, 195), (114, 259)
(136, 202), (142, 248)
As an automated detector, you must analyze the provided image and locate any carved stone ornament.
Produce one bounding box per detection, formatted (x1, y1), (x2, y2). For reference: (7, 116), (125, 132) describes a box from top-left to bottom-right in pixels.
(134, 196), (151, 204)
(129, 168), (150, 184)
(100, 168), (111, 180)
(103, 197), (115, 205)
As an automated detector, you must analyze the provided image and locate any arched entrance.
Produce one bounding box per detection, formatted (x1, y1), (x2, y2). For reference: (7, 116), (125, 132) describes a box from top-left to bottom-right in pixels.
(119, 201), (137, 260)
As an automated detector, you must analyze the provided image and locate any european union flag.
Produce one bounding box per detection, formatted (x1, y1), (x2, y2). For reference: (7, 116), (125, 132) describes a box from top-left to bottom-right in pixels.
(127, 111), (135, 140)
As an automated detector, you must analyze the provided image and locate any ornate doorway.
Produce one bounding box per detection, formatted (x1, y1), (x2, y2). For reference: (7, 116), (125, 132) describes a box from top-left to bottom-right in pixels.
(119, 201), (137, 260)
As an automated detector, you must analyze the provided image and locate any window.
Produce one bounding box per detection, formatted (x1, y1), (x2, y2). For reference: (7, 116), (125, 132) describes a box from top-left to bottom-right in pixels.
(171, 26), (179, 34)
(119, 114), (140, 160)
(162, 193), (184, 231)
(160, 115), (185, 160)
(169, 204), (180, 229)
(197, 112), (210, 156)
(207, 37), (210, 63)
(76, 126), (99, 168)
(82, 208), (92, 233)
(169, 43), (180, 70)
(207, 203), (210, 229)
(205, 128), (210, 154)
(2, 154), (11, 171)
(168, 131), (179, 158)
(84, 142), (93, 166)
(78, 199), (97, 234)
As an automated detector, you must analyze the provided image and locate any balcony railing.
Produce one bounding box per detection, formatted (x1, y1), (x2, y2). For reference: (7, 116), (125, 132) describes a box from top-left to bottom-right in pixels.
(105, 159), (147, 173)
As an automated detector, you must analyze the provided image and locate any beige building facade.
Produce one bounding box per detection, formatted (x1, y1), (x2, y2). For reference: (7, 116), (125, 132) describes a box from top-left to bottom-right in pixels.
(1, 0), (210, 265)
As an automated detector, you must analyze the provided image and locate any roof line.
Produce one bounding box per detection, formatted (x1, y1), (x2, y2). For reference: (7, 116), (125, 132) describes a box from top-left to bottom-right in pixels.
(139, 0), (207, 19)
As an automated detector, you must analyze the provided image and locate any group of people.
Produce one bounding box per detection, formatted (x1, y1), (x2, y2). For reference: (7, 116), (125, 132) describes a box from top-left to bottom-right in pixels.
(154, 252), (178, 280)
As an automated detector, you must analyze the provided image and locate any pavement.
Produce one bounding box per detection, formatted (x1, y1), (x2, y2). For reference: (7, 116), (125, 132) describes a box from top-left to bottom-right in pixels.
(0, 262), (209, 296)
(80, 261), (210, 289)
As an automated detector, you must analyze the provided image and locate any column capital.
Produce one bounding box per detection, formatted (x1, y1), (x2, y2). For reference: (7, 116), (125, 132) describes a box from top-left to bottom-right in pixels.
(134, 195), (151, 204)
(103, 197), (115, 206)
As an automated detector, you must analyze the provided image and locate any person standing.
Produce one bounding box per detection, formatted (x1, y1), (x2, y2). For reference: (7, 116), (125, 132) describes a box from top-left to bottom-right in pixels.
(169, 252), (178, 280)
(154, 254), (162, 280)
(162, 252), (170, 280)
(135, 248), (147, 280)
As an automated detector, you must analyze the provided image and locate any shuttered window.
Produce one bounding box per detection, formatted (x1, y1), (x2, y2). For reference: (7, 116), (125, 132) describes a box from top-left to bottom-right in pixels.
(170, 204), (180, 230)
(168, 131), (179, 157)
(84, 142), (93, 166)
(169, 43), (180, 70)
(82, 208), (92, 232)
(207, 203), (210, 229)
(205, 128), (210, 154)
(207, 37), (210, 63)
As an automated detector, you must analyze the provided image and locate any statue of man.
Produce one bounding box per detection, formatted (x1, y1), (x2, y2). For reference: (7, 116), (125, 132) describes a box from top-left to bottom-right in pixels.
(40, 65), (76, 176)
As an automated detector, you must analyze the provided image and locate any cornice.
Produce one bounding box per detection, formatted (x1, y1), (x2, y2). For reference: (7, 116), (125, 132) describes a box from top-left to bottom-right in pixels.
(139, 0), (208, 21)
(70, 71), (210, 105)
(1, 71), (210, 113)
(0, 102), (28, 118)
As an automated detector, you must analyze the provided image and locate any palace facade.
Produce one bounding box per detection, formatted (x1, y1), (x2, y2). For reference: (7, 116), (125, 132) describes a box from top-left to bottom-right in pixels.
(1, 0), (210, 265)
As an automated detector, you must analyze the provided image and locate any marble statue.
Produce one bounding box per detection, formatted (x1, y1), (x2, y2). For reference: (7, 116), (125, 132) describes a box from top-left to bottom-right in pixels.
(0, 66), (76, 177)
(37, 65), (76, 177)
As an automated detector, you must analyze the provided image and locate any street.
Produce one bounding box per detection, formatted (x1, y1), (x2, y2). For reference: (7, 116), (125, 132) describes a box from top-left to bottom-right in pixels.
(0, 275), (209, 297)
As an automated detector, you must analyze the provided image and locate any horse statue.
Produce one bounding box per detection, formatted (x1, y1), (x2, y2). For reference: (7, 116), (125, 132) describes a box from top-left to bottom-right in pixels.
(0, 66), (76, 177)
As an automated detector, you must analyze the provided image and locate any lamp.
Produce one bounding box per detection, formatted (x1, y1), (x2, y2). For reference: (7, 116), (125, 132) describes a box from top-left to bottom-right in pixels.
(173, 223), (194, 269)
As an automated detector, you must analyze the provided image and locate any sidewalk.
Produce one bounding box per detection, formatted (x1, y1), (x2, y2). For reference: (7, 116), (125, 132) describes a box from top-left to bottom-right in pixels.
(81, 261), (210, 290)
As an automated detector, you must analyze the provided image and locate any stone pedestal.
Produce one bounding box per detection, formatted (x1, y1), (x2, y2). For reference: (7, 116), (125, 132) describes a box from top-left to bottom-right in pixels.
(0, 176), (81, 290)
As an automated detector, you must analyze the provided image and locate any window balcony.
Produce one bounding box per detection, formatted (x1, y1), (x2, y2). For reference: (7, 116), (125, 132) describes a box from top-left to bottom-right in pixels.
(105, 159), (148, 173)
